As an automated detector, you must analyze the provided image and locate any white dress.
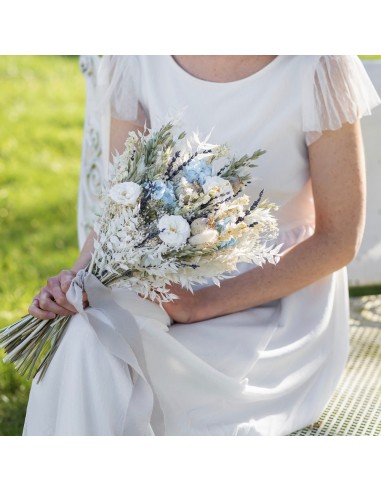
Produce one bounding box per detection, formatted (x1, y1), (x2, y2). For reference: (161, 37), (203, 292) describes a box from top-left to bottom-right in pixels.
(22, 55), (381, 436)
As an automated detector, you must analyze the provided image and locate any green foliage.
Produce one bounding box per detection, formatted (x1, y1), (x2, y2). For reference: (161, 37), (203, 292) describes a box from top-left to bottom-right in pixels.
(358, 55), (381, 60)
(349, 284), (381, 297)
(0, 55), (84, 435)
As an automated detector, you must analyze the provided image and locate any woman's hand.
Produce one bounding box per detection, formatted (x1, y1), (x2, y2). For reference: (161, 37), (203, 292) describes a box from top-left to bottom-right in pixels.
(158, 284), (200, 324)
(28, 270), (89, 320)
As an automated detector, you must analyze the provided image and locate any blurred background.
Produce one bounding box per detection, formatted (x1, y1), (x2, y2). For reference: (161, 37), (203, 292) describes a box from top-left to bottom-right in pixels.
(0, 56), (83, 434)
(0, 55), (380, 435)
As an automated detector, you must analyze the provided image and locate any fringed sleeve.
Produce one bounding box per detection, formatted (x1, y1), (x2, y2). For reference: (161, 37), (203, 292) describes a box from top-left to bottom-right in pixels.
(303, 55), (381, 146)
(96, 55), (147, 125)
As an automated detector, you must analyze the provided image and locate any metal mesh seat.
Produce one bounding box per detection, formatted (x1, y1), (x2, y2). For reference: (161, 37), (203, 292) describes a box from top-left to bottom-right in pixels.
(291, 295), (381, 436)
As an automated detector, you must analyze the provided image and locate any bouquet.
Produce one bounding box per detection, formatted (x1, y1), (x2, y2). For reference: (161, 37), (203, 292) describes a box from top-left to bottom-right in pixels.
(0, 121), (281, 383)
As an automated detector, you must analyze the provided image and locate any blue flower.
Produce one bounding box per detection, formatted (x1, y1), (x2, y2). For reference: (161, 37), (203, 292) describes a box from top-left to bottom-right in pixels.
(217, 237), (237, 249)
(184, 159), (213, 185)
(216, 218), (232, 233)
(150, 179), (166, 199)
(151, 179), (176, 206)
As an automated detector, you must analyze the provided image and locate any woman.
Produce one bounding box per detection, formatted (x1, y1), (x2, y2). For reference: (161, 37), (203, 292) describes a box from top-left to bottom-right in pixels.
(23, 55), (381, 435)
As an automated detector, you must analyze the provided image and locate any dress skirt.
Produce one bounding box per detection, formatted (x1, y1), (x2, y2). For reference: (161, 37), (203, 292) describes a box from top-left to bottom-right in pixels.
(22, 225), (350, 436)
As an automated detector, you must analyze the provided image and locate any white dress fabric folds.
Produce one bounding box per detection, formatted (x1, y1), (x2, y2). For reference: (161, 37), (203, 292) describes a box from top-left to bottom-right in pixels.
(23, 56), (381, 436)
(302, 55), (381, 145)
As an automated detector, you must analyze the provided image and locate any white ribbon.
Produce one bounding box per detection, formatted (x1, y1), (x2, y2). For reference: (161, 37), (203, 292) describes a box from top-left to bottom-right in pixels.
(66, 269), (166, 435)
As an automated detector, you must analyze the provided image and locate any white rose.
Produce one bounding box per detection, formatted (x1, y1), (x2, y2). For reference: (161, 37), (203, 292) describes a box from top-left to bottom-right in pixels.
(108, 182), (142, 206)
(158, 215), (191, 248)
(189, 229), (219, 247)
(202, 176), (234, 197)
(190, 218), (209, 235)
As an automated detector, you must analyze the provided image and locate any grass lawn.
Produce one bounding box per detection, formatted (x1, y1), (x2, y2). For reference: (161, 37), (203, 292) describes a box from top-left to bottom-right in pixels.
(359, 55), (381, 60)
(0, 55), (84, 435)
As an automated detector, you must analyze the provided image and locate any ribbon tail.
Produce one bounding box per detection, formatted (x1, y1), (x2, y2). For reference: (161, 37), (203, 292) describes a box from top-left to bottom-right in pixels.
(67, 271), (166, 435)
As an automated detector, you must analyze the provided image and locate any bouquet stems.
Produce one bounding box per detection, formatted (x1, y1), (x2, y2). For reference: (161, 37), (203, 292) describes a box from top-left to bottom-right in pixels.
(0, 312), (72, 383)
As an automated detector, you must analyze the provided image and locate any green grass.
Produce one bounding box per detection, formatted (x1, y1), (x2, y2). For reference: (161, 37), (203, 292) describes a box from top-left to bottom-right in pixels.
(359, 55), (381, 60)
(0, 55), (84, 435)
(349, 284), (381, 297)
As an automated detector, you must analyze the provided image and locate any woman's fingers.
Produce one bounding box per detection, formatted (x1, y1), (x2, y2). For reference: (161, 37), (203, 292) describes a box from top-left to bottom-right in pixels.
(60, 270), (88, 308)
(39, 287), (77, 317)
(47, 273), (77, 313)
(28, 298), (56, 320)
(28, 269), (89, 321)
(82, 291), (89, 308)
(60, 270), (78, 294)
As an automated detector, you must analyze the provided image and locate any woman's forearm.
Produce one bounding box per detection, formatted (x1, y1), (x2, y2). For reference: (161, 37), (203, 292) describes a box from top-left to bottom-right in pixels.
(192, 230), (353, 322)
(71, 229), (97, 273)
(192, 122), (366, 323)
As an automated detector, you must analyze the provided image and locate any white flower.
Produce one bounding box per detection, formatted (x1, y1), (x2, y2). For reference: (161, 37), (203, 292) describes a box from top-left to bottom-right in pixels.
(109, 182), (142, 206)
(190, 218), (209, 235)
(244, 208), (278, 227)
(202, 176), (233, 197)
(189, 229), (219, 246)
(158, 215), (191, 248)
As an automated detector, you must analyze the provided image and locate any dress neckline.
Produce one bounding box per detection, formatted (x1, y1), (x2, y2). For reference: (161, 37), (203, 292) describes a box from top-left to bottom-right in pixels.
(167, 55), (283, 87)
